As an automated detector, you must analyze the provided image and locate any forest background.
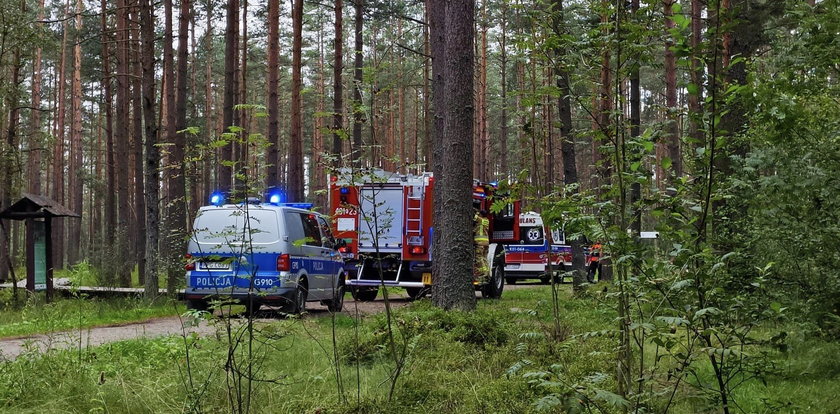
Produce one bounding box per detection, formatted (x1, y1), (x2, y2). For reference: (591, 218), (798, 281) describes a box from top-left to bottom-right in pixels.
(0, 0), (839, 410)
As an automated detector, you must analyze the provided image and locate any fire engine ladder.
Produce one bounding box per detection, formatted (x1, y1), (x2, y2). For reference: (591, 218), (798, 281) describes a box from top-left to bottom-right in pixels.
(405, 185), (424, 245)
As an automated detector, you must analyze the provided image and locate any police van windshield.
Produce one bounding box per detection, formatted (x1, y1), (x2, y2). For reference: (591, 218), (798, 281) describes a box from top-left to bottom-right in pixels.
(192, 209), (280, 245)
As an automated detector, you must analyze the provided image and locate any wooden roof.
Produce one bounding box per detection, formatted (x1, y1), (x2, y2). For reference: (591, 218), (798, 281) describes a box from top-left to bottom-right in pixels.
(0, 193), (80, 220)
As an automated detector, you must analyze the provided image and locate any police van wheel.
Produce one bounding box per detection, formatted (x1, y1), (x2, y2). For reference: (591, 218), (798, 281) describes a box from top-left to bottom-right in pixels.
(244, 300), (261, 317)
(290, 284), (308, 314)
(351, 287), (378, 302)
(187, 299), (208, 312)
(481, 265), (504, 299)
(324, 283), (345, 312)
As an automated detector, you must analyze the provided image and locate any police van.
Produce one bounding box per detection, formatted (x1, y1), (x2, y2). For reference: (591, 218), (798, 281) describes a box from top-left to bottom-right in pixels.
(184, 191), (346, 315)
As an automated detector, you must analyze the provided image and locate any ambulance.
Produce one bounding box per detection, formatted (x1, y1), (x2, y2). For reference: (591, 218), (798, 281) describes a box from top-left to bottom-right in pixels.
(183, 191), (346, 315)
(503, 211), (571, 284)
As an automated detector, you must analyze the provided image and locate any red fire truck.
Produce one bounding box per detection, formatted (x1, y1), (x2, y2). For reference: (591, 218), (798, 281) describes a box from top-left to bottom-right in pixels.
(328, 169), (521, 300)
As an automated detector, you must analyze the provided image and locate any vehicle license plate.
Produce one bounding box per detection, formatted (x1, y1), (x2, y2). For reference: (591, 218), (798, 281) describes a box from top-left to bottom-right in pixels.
(201, 261), (230, 270)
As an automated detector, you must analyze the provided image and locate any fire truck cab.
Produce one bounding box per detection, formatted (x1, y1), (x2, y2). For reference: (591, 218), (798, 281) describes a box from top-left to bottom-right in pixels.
(328, 169), (520, 300)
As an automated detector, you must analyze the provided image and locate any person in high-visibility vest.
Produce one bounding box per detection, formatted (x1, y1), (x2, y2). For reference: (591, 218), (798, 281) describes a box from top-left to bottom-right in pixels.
(474, 210), (490, 279)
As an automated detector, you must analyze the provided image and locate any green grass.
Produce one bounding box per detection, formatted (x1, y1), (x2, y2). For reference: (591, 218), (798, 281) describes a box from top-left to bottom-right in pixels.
(0, 295), (185, 338)
(0, 285), (838, 413)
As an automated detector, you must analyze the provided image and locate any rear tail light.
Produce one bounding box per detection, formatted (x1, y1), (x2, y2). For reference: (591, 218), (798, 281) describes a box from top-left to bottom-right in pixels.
(338, 246), (351, 254)
(410, 246), (426, 255)
(184, 254), (195, 270)
(277, 254), (291, 271)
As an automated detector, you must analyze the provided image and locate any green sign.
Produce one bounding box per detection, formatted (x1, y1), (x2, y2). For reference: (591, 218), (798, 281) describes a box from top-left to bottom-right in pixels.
(33, 221), (46, 291)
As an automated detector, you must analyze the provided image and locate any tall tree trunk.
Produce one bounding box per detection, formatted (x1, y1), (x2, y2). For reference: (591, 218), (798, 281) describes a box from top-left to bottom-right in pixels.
(67, 0), (84, 264)
(551, 0), (586, 289)
(115, 0), (132, 285)
(332, 0), (344, 163)
(422, 2), (431, 168)
(165, 0), (190, 294)
(220, 0), (239, 192)
(266, 0), (280, 185)
(237, 0), (248, 189)
(498, 1), (508, 176)
(428, 0), (445, 301)
(433, 0), (476, 311)
(352, 0), (364, 165)
(28, 0), (46, 196)
(53, 3), (70, 272)
(288, 0), (304, 201)
(101, 0), (115, 281)
(313, 23), (326, 209)
(687, 0), (704, 147)
(629, 0), (642, 234)
(141, 0), (160, 298)
(663, 0), (681, 179)
(203, 0), (215, 201)
(131, 1), (146, 281)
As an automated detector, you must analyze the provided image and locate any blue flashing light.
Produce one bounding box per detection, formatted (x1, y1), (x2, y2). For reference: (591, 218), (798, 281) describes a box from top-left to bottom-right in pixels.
(339, 187), (350, 195)
(209, 191), (226, 206)
(284, 202), (314, 210)
(265, 187), (286, 205)
(489, 181), (499, 187)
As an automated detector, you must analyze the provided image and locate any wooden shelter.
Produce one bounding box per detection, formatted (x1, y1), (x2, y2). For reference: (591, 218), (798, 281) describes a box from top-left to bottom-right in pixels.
(0, 194), (80, 302)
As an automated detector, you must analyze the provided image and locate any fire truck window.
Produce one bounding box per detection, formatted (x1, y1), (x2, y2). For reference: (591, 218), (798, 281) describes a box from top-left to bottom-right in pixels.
(301, 214), (323, 246)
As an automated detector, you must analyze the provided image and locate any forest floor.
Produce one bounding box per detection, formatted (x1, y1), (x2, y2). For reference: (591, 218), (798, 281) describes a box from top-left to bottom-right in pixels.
(0, 283), (538, 360)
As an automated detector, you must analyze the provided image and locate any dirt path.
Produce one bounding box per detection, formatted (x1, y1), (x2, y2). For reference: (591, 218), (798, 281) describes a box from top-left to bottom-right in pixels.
(0, 295), (415, 361)
(0, 284), (544, 361)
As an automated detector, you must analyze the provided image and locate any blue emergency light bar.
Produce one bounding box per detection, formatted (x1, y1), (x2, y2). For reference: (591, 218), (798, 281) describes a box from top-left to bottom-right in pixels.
(209, 191), (226, 206)
(264, 187), (286, 205)
(283, 203), (314, 209)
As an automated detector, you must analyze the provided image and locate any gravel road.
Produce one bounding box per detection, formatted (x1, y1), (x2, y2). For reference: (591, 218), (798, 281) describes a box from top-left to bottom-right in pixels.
(0, 283), (542, 361)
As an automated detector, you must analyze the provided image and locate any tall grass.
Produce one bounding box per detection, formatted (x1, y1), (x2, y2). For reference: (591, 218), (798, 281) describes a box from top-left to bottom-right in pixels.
(0, 286), (837, 413)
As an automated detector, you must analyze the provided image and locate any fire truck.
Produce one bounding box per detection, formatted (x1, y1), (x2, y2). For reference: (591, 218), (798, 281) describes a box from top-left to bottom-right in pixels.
(328, 169), (521, 300)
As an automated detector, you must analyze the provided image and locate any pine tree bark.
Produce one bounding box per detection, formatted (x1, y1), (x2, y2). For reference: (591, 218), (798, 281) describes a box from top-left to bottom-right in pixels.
(165, 0), (190, 294)
(266, 0), (280, 185)
(551, 0), (587, 289)
(352, 0), (364, 165)
(141, 0), (160, 298)
(220, 0), (239, 192)
(630, 0), (642, 234)
(288, 0), (304, 201)
(498, 1), (508, 176)
(101, 0), (115, 281)
(115, 0), (132, 286)
(53, 4), (70, 272)
(663, 0), (681, 179)
(332, 0), (344, 162)
(131, 2), (146, 281)
(428, 0), (445, 298)
(28, 0), (46, 196)
(433, 0), (476, 311)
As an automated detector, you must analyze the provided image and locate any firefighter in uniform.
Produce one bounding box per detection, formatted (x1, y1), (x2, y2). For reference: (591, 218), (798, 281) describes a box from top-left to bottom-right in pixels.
(473, 210), (490, 280)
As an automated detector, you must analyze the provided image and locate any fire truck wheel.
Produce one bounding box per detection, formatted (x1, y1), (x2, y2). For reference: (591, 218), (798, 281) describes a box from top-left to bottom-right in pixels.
(406, 287), (425, 300)
(351, 286), (378, 302)
(481, 265), (505, 299)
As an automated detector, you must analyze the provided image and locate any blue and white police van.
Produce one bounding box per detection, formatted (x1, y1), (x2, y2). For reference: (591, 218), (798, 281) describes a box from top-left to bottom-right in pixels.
(184, 191), (346, 315)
